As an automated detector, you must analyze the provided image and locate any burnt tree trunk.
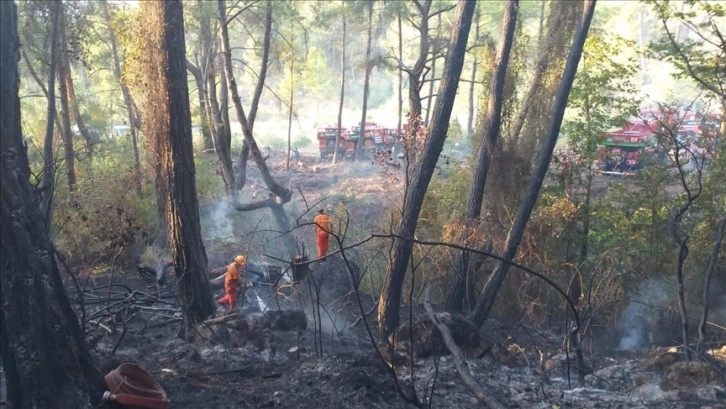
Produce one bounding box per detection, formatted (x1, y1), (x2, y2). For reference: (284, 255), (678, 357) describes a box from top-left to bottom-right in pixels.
(378, 0), (475, 340)
(138, 0), (215, 334)
(40, 0), (62, 225)
(469, 0), (597, 326)
(447, 0), (519, 313)
(1, 3), (104, 407)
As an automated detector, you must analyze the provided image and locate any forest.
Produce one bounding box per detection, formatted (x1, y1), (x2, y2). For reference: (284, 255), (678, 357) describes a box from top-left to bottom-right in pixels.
(1, 0), (725, 408)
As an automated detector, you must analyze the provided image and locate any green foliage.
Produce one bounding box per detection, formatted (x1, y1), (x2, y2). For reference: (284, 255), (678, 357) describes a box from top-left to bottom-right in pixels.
(266, 136), (288, 150)
(564, 30), (640, 163)
(52, 141), (157, 268)
(293, 136), (312, 149)
(194, 154), (226, 202)
(646, 0), (726, 102)
(419, 166), (471, 236)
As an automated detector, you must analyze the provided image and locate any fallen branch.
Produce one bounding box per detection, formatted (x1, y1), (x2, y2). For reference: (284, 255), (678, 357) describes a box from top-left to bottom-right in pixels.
(204, 313), (242, 326)
(423, 286), (505, 409)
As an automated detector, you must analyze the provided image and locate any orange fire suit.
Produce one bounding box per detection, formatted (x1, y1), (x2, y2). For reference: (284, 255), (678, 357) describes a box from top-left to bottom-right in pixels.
(314, 214), (332, 259)
(218, 262), (244, 310)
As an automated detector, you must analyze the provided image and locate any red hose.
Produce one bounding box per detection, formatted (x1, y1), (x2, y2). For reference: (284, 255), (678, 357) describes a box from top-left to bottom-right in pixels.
(103, 363), (169, 409)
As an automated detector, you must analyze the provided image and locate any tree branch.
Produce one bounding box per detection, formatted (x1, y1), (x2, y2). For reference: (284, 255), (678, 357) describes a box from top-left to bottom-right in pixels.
(423, 286), (505, 409)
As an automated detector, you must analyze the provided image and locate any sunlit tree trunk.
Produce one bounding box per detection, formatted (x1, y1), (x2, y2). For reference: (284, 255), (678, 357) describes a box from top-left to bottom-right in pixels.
(378, 0), (476, 340)
(1, 3), (105, 406)
(138, 0), (216, 334)
(102, 0), (143, 197)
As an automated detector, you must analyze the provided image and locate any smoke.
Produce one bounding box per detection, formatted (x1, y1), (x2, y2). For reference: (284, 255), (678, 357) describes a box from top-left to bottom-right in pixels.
(618, 301), (646, 350)
(206, 199), (234, 241)
(617, 278), (675, 350)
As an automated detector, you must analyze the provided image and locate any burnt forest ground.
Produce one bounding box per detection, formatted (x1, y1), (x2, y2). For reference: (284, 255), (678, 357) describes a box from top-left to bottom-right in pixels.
(68, 149), (725, 409)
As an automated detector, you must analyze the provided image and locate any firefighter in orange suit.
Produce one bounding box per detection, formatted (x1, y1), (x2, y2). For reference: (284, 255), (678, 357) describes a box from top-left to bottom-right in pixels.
(218, 255), (245, 310)
(314, 209), (332, 259)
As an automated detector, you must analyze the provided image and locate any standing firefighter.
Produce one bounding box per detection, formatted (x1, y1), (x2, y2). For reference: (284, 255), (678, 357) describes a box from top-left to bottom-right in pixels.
(218, 255), (246, 310)
(314, 209), (332, 259)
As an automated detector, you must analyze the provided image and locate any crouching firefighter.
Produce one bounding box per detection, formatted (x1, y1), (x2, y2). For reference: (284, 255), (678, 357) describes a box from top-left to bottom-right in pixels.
(218, 255), (246, 310)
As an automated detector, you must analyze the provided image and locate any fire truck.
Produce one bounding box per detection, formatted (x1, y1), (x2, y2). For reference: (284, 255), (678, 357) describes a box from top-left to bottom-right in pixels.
(317, 122), (403, 159)
(346, 122), (399, 156)
(600, 122), (657, 174)
(316, 126), (349, 159)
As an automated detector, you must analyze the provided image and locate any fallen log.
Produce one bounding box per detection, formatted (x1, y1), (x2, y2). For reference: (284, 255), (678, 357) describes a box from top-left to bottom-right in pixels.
(423, 286), (505, 409)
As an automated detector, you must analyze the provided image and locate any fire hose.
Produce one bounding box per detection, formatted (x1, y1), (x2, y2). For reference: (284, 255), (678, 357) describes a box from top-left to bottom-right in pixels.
(103, 363), (169, 409)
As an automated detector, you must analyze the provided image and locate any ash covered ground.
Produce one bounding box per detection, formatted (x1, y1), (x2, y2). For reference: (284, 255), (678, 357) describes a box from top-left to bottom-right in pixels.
(79, 257), (725, 409)
(71, 151), (725, 408)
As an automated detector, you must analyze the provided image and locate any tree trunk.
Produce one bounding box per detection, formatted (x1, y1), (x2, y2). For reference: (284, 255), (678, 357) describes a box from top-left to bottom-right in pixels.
(697, 216), (726, 355)
(424, 13), (442, 126)
(234, 0), (272, 191)
(138, 0), (216, 334)
(217, 0), (296, 257)
(509, 0), (581, 148)
(466, 9), (480, 139)
(355, 1), (374, 162)
(102, 0), (143, 197)
(447, 0), (519, 314)
(193, 0), (214, 152)
(469, 0), (597, 327)
(40, 0), (62, 226)
(217, 65), (235, 191)
(675, 237), (690, 361)
(286, 27), (294, 171)
(58, 6), (76, 193)
(397, 8), (403, 146)
(402, 0), (432, 168)
(334, 1), (346, 165)
(378, 0), (476, 340)
(1, 3), (104, 406)
(65, 61), (94, 155)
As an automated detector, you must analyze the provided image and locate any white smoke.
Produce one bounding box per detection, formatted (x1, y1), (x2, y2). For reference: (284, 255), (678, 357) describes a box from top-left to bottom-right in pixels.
(617, 278), (675, 350)
(204, 199), (234, 241)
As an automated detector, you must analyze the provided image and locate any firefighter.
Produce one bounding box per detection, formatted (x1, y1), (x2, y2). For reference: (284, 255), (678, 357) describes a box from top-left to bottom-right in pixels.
(218, 255), (246, 310)
(314, 208), (332, 259)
